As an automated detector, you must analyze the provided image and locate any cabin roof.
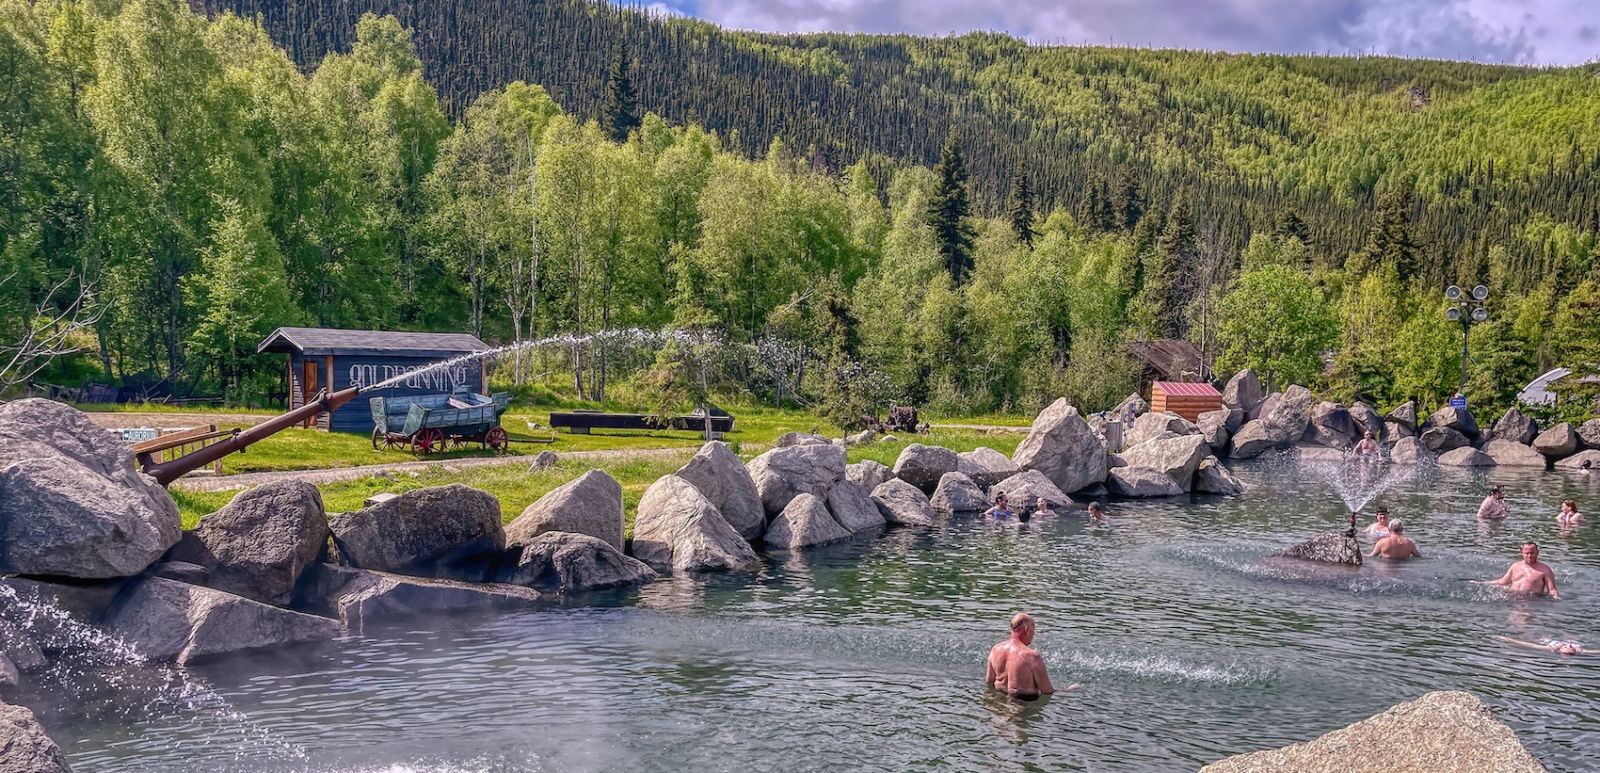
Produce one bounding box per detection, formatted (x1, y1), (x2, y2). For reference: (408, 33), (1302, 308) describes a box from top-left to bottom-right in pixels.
(1152, 380), (1221, 397)
(258, 327), (489, 357)
(1126, 339), (1211, 381)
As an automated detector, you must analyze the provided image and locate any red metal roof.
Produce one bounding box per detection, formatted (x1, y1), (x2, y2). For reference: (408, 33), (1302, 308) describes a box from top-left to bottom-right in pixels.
(1152, 381), (1221, 397)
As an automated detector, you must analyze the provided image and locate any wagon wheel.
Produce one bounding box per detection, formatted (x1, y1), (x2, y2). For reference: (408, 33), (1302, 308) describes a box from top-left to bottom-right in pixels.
(412, 428), (445, 456)
(485, 427), (509, 455)
(371, 426), (384, 451)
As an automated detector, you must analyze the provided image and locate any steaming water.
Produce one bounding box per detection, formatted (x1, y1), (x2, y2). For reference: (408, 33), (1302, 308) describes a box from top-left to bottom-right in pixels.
(359, 328), (710, 393)
(26, 459), (1600, 771)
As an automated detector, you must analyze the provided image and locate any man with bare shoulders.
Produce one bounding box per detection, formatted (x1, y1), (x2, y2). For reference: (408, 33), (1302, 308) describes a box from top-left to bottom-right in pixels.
(986, 612), (1054, 700)
(1476, 542), (1560, 600)
(1476, 485), (1508, 520)
(1366, 520), (1421, 559)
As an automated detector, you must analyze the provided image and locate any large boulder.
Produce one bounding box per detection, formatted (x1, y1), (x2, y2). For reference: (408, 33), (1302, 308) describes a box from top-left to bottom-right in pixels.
(298, 564), (539, 629)
(673, 442), (765, 541)
(0, 701), (72, 773)
(1579, 419), (1600, 449)
(1438, 447), (1495, 467)
(167, 480), (327, 606)
(1112, 391), (1149, 420)
(0, 577), (125, 639)
(1227, 419), (1290, 459)
(631, 475), (758, 573)
(1011, 398), (1107, 493)
(504, 470), (625, 552)
(1386, 400), (1418, 430)
(1533, 423), (1578, 457)
(746, 443), (847, 517)
(893, 444), (959, 492)
(988, 469), (1072, 513)
(496, 532), (655, 592)
(0, 399), (181, 579)
(1390, 436), (1430, 465)
(1197, 410), (1231, 452)
(1350, 402), (1385, 439)
(1308, 402), (1356, 449)
(1222, 369), (1265, 414)
(1555, 449), (1600, 470)
(1116, 434), (1209, 491)
(845, 460), (894, 492)
(106, 577), (340, 665)
(0, 654), (16, 693)
(1124, 411), (1199, 449)
(1420, 426), (1471, 454)
(956, 447), (1019, 489)
(0, 618), (45, 673)
(330, 485), (504, 582)
(870, 478), (938, 526)
(1293, 444), (1347, 464)
(1426, 405), (1481, 438)
(1482, 440), (1547, 468)
(1200, 691), (1545, 773)
(1193, 457), (1245, 495)
(764, 493), (852, 549)
(775, 431), (829, 447)
(930, 472), (989, 513)
(1281, 531), (1361, 565)
(825, 481), (886, 534)
(1263, 385), (1316, 440)
(1107, 467), (1185, 497)
(1385, 420), (1415, 439)
(1491, 409), (1538, 446)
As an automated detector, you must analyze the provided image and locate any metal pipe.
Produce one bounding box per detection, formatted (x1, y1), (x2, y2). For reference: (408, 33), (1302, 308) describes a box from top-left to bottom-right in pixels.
(141, 386), (363, 486)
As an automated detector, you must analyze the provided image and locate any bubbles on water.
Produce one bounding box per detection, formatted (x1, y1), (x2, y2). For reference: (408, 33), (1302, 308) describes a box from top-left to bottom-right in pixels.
(1060, 651), (1273, 688)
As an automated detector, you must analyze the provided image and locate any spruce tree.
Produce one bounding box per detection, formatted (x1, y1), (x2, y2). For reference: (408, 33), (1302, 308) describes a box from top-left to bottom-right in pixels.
(1112, 170), (1143, 231)
(1077, 177), (1115, 232)
(1007, 173), (1035, 247)
(928, 128), (975, 282)
(1274, 208), (1311, 246)
(1352, 186), (1419, 281)
(600, 43), (639, 143)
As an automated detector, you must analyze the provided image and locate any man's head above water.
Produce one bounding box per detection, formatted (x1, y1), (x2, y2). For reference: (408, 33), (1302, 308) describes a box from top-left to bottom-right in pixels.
(1010, 612), (1035, 643)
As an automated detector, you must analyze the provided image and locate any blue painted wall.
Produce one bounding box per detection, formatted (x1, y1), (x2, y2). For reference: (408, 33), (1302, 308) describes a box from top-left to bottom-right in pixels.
(287, 353), (485, 434)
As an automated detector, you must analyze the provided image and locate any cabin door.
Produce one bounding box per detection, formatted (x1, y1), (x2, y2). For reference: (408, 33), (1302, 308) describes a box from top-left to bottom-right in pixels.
(302, 360), (319, 426)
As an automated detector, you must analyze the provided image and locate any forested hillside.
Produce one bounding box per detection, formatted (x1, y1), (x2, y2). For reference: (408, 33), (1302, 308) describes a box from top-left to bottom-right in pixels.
(4, 0), (1600, 424)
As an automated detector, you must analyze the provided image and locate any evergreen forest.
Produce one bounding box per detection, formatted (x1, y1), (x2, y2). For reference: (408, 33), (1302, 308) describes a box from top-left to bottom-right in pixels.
(4, 0), (1600, 423)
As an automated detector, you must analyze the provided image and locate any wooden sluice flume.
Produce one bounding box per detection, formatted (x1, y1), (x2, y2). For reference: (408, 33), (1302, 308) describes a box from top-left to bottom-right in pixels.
(135, 386), (363, 487)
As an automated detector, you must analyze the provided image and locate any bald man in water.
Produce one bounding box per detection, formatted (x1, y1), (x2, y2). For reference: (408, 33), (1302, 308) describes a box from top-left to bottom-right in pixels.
(1366, 520), (1421, 559)
(986, 612), (1055, 700)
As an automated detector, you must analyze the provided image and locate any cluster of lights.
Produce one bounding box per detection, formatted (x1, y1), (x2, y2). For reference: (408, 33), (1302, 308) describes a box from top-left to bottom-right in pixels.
(1444, 284), (1489, 323)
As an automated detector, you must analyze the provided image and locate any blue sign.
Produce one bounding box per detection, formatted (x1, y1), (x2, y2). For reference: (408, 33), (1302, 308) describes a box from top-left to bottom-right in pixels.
(1449, 394), (1467, 409)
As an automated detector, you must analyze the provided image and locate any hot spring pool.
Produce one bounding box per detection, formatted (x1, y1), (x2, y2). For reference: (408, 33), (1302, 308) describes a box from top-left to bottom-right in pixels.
(27, 459), (1600, 771)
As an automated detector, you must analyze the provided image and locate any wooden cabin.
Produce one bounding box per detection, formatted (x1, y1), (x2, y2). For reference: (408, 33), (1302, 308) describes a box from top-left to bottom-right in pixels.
(1150, 381), (1223, 422)
(258, 327), (489, 433)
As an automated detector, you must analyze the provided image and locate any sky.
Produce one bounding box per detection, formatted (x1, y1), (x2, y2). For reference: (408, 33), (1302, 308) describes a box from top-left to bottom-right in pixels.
(642, 0), (1599, 66)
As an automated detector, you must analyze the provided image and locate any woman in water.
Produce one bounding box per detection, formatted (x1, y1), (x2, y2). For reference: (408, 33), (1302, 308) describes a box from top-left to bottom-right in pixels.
(1494, 635), (1587, 656)
(1557, 499), (1583, 526)
(1365, 506), (1391, 537)
(984, 494), (1016, 520)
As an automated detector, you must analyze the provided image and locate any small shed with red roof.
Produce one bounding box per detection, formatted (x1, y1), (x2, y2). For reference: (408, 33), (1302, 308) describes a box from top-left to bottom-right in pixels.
(1150, 381), (1222, 422)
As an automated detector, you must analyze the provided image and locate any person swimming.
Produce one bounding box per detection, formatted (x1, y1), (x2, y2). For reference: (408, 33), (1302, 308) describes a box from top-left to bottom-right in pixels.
(984, 494), (1016, 520)
(1557, 499), (1583, 526)
(1365, 506), (1391, 537)
(1366, 520), (1420, 559)
(1494, 635), (1587, 656)
(985, 612), (1055, 700)
(1087, 502), (1108, 524)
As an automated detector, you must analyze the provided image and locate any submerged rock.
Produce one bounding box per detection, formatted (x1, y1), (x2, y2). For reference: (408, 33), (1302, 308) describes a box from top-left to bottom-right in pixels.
(496, 532), (655, 592)
(1280, 530), (1361, 566)
(825, 480), (886, 534)
(764, 493), (851, 549)
(1106, 466), (1185, 497)
(299, 564), (539, 630)
(930, 472), (989, 512)
(1012, 398), (1107, 493)
(1193, 457), (1245, 495)
(0, 399), (181, 579)
(504, 470), (625, 552)
(0, 700), (73, 773)
(331, 485), (505, 582)
(870, 478), (938, 526)
(106, 577), (341, 665)
(631, 475), (758, 573)
(956, 447), (1020, 490)
(747, 443), (847, 517)
(893, 444), (959, 492)
(168, 480), (328, 606)
(1200, 691), (1545, 773)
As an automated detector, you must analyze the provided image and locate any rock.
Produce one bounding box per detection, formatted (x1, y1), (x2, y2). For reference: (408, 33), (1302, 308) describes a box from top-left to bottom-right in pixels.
(151, 560), (211, 585)
(529, 450), (559, 470)
(880, 434), (900, 444)
(870, 478), (938, 526)
(1533, 423), (1578, 457)
(1107, 467), (1186, 497)
(1112, 391), (1149, 419)
(1491, 409), (1538, 446)
(0, 577), (125, 636)
(1116, 434), (1209, 491)
(1254, 391), (1282, 423)
(1011, 398), (1108, 494)
(1482, 440), (1547, 468)
(1420, 426), (1471, 453)
(1280, 530), (1361, 565)
(1387, 400), (1417, 429)
(1438, 447), (1495, 467)
(1293, 445), (1347, 464)
(1199, 691), (1545, 773)
(504, 470), (625, 552)
(825, 481), (886, 534)
(1350, 402), (1385, 439)
(1426, 405), (1480, 438)
(0, 399), (181, 579)
(1390, 436), (1430, 465)
(672, 443), (764, 541)
(845, 460), (894, 492)
(106, 577), (340, 665)
(764, 493), (852, 549)
(892, 444), (960, 492)
(1197, 410), (1231, 451)
(746, 443), (847, 517)
(1193, 457), (1245, 495)
(0, 701), (73, 773)
(1308, 402), (1356, 449)
(844, 429), (878, 446)
(930, 472), (989, 512)
(1385, 420), (1415, 439)
(1228, 419), (1291, 459)
(1264, 385), (1316, 439)
(0, 654), (16, 693)
(496, 532), (655, 592)
(1222, 369), (1265, 414)
(1555, 449), (1600, 470)
(1124, 411), (1200, 449)
(776, 431), (829, 447)
(0, 618), (45, 673)
(166, 480), (328, 606)
(298, 564), (539, 629)
(1579, 419), (1600, 449)
(330, 484), (505, 582)
(631, 475), (758, 573)
(988, 469), (1073, 512)
(956, 447), (1020, 489)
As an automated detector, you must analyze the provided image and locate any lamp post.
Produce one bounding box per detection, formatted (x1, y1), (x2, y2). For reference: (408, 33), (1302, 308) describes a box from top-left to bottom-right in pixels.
(1445, 284), (1488, 400)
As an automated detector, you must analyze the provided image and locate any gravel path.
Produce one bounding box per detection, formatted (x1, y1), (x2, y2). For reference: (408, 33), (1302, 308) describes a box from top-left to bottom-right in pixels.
(171, 446), (696, 493)
(85, 411), (274, 430)
(928, 423), (1029, 433)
